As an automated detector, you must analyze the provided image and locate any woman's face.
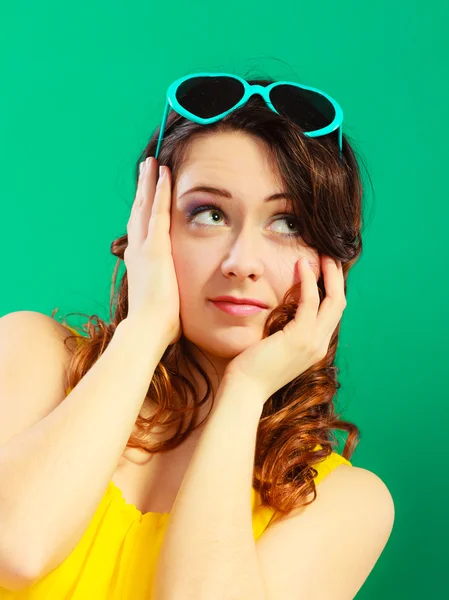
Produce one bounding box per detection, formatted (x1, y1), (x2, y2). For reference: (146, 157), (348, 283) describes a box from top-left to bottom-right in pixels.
(170, 131), (320, 364)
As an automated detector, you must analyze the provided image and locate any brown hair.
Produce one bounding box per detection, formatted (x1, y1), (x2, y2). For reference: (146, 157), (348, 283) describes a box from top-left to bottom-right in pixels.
(53, 76), (368, 519)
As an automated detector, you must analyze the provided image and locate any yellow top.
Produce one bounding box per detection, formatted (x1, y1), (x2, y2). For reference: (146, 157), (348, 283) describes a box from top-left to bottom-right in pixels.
(0, 325), (352, 599)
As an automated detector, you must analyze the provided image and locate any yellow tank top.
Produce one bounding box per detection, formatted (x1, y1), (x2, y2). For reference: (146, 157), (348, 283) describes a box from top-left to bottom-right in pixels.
(0, 324), (352, 599)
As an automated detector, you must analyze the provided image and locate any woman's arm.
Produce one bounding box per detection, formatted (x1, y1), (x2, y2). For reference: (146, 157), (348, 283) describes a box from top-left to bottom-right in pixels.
(0, 316), (164, 582)
(152, 377), (267, 600)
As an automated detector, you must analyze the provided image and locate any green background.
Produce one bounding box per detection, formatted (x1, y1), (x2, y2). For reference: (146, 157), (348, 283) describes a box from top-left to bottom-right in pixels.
(1, 1), (447, 597)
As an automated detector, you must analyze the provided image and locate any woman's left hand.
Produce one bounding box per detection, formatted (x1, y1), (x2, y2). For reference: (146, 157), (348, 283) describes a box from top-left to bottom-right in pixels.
(223, 255), (347, 402)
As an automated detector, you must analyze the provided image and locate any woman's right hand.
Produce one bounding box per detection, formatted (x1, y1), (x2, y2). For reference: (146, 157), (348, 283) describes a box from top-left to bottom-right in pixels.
(124, 157), (182, 349)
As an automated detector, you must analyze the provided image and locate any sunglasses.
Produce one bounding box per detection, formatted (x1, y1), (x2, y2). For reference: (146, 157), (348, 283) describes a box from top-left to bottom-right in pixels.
(154, 72), (344, 161)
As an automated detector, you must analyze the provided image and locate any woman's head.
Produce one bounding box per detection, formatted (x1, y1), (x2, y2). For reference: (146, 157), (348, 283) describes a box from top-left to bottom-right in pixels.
(59, 76), (365, 516)
(152, 82), (362, 371)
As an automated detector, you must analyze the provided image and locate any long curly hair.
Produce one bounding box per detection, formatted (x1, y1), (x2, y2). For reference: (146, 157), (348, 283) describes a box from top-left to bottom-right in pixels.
(53, 76), (368, 519)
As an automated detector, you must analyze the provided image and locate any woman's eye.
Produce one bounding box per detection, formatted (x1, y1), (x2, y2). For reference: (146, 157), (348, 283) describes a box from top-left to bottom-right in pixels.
(186, 204), (301, 237)
(187, 205), (225, 226)
(270, 215), (301, 236)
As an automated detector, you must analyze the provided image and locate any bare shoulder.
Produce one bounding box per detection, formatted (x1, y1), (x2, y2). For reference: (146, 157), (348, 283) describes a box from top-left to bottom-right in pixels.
(0, 310), (78, 352)
(255, 464), (395, 599)
(268, 463), (394, 525)
(321, 462), (393, 495)
(330, 463), (395, 513)
(0, 311), (78, 447)
(304, 463), (394, 520)
(344, 463), (393, 493)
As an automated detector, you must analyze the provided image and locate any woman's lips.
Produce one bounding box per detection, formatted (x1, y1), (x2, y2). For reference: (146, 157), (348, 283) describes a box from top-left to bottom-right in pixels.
(209, 300), (266, 316)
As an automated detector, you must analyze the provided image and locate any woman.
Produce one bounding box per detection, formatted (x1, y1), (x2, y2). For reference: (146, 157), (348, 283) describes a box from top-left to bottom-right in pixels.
(0, 73), (394, 599)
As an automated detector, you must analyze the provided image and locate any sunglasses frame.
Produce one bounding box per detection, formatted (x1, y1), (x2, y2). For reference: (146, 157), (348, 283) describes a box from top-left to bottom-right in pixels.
(154, 72), (344, 160)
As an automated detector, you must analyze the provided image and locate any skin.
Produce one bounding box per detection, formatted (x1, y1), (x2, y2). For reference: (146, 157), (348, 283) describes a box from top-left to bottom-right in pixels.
(169, 131), (321, 419)
(124, 131), (323, 477)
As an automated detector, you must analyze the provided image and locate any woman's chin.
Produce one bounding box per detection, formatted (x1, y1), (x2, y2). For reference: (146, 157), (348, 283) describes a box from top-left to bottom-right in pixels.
(184, 327), (262, 359)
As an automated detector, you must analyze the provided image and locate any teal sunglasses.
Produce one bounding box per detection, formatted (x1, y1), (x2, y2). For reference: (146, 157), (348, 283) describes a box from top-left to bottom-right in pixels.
(154, 72), (344, 161)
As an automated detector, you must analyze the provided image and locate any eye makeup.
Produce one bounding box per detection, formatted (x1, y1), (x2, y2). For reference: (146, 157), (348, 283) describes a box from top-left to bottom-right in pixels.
(184, 200), (302, 238)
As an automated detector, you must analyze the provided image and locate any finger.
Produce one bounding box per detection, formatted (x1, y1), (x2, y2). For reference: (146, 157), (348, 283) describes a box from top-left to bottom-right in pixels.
(137, 160), (146, 203)
(146, 165), (173, 242)
(135, 158), (152, 208)
(127, 157), (158, 245)
(127, 158), (150, 231)
(292, 256), (321, 331)
(138, 158), (159, 236)
(149, 166), (172, 218)
(316, 256), (346, 341)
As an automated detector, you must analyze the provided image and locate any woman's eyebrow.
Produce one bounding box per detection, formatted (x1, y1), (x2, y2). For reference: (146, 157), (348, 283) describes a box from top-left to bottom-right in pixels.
(178, 185), (291, 203)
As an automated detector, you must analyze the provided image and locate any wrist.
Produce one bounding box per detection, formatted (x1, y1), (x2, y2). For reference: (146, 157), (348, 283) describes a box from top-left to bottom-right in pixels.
(115, 317), (169, 363)
(218, 374), (267, 413)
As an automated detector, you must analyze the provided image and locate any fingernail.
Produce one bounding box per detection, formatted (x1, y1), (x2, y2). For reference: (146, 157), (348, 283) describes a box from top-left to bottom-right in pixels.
(301, 257), (310, 268)
(139, 161), (145, 175)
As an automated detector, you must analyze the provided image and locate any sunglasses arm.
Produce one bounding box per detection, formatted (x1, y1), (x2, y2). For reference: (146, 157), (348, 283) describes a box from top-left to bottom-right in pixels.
(155, 99), (171, 160)
(338, 126), (343, 165)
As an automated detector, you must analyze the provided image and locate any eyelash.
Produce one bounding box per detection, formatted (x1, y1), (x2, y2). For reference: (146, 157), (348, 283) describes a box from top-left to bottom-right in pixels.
(185, 203), (302, 238)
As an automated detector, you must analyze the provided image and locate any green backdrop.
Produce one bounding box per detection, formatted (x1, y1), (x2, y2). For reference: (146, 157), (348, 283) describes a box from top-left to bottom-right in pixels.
(1, 1), (447, 598)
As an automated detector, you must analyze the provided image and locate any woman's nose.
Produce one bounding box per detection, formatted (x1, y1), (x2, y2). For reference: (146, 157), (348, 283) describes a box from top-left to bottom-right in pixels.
(220, 229), (265, 281)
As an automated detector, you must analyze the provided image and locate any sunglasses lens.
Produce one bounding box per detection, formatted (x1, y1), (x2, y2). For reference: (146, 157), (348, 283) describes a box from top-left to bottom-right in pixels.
(176, 76), (245, 119)
(270, 85), (336, 131)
